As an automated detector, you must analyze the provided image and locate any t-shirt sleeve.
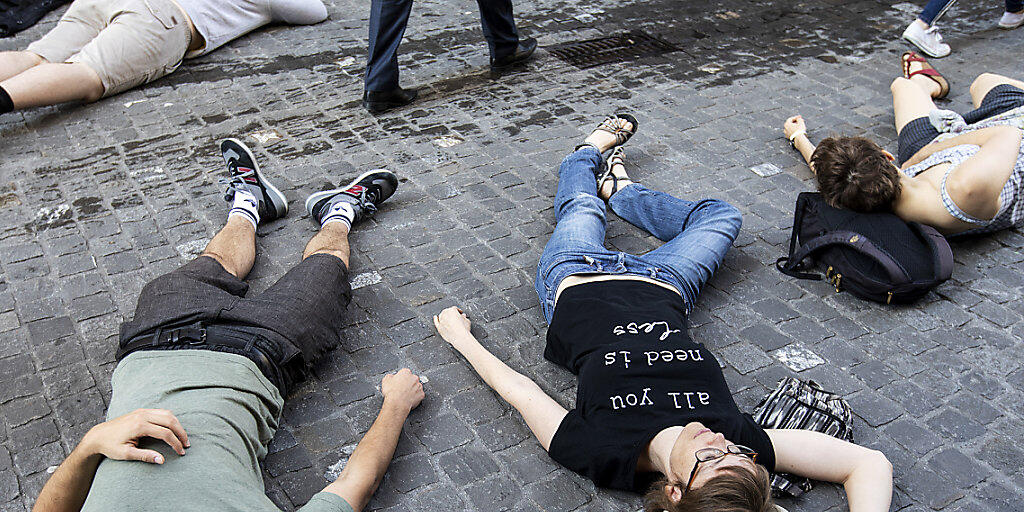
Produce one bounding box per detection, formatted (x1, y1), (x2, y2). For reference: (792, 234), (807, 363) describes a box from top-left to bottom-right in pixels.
(547, 410), (653, 492)
(295, 492), (355, 512)
(738, 413), (776, 472)
(270, 0), (328, 24)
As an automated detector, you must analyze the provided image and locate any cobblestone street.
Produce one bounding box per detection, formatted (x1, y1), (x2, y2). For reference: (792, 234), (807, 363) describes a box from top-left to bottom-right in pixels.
(2, 0), (1024, 510)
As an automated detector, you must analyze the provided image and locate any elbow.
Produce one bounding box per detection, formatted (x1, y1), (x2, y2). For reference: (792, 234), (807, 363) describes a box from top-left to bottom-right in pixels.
(945, 173), (997, 220)
(858, 449), (893, 481)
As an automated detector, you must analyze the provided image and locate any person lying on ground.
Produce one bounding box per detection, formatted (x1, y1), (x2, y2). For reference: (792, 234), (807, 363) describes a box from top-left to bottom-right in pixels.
(0, 0), (327, 115)
(785, 53), (1024, 237)
(434, 115), (894, 512)
(33, 139), (419, 512)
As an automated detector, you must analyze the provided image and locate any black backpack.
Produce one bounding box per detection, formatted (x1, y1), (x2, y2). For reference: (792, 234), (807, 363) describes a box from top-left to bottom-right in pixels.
(776, 192), (953, 304)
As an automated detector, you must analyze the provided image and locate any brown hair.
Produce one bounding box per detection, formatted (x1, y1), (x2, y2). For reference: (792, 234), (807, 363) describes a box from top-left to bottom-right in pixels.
(811, 136), (901, 213)
(642, 465), (773, 512)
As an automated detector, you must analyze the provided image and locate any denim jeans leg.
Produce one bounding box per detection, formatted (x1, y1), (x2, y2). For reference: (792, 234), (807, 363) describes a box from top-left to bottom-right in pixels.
(535, 148), (609, 315)
(1008, 0), (1024, 13)
(919, 0), (956, 25)
(608, 185), (742, 310)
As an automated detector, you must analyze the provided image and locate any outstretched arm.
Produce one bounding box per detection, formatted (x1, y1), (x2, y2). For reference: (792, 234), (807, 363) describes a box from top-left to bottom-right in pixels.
(34, 409), (189, 512)
(784, 115), (816, 169)
(768, 429), (892, 512)
(434, 307), (568, 450)
(320, 369), (424, 512)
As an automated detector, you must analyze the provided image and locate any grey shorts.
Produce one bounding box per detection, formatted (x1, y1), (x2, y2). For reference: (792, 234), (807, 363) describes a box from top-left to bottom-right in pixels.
(26, 0), (191, 97)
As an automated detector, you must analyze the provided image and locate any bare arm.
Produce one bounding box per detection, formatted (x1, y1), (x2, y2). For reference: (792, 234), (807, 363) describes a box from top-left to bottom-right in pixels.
(321, 369), (424, 512)
(34, 409), (189, 512)
(768, 429), (892, 512)
(434, 307), (568, 450)
(902, 125), (1021, 169)
(784, 115), (816, 169)
(942, 126), (1022, 220)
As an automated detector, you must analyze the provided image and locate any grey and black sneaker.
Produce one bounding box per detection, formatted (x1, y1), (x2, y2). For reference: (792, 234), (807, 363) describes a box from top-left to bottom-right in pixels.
(220, 138), (288, 222)
(305, 169), (399, 225)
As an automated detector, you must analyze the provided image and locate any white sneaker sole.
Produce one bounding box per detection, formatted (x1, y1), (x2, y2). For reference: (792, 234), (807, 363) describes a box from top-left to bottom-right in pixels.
(221, 137), (289, 219)
(304, 168), (394, 218)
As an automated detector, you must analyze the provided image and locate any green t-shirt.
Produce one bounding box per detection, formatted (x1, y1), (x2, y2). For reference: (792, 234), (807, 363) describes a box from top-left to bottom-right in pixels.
(80, 350), (353, 512)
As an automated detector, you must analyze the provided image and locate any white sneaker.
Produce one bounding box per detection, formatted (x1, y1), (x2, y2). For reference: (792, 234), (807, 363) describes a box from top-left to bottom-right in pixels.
(902, 22), (951, 58)
(998, 11), (1024, 29)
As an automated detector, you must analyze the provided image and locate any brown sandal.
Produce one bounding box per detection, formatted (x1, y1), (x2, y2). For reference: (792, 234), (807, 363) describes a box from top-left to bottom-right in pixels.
(902, 51), (949, 99)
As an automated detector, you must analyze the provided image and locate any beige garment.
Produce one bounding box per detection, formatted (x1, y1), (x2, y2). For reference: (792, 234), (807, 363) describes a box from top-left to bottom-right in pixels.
(26, 0), (191, 97)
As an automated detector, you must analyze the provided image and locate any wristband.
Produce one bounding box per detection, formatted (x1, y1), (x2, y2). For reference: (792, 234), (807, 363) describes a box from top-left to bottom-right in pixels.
(788, 129), (806, 144)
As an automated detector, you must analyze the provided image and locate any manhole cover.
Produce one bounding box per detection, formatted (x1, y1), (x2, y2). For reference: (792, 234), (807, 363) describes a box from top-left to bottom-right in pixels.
(548, 31), (682, 69)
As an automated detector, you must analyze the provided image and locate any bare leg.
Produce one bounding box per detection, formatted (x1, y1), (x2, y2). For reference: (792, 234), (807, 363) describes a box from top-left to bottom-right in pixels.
(892, 60), (942, 132)
(201, 216), (257, 279)
(1, 62), (104, 109)
(969, 72), (1024, 108)
(302, 223), (351, 267)
(0, 51), (45, 82)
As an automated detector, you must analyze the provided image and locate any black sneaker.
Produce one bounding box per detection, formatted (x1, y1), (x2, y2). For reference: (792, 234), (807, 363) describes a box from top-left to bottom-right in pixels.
(305, 169), (399, 225)
(220, 138), (288, 222)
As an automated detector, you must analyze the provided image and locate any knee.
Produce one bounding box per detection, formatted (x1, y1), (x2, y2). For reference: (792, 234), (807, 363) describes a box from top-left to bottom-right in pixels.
(970, 73), (1000, 96)
(890, 76), (912, 92)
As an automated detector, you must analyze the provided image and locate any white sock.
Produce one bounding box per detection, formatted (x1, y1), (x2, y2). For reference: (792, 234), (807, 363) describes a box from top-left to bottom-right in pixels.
(320, 201), (355, 230)
(228, 189), (260, 230)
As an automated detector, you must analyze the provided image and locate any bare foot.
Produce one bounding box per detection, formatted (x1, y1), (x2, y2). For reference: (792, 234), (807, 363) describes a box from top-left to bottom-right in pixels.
(598, 149), (634, 200)
(904, 54), (942, 98)
(582, 117), (635, 153)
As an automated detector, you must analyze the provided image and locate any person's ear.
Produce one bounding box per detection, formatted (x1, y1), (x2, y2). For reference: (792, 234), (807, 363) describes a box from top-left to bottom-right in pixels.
(665, 484), (683, 504)
(881, 149), (896, 162)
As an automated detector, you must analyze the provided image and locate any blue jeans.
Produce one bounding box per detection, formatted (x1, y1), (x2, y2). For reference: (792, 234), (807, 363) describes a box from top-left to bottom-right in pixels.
(919, 0), (956, 25)
(534, 148), (742, 323)
(364, 0), (519, 91)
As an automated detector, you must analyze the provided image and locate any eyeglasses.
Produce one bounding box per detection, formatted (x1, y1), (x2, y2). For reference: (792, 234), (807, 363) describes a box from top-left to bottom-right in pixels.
(682, 444), (758, 493)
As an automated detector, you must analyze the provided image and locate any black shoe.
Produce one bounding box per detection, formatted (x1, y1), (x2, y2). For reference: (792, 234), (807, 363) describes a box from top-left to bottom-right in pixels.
(490, 36), (538, 70)
(305, 169), (399, 225)
(362, 87), (418, 114)
(220, 138), (288, 223)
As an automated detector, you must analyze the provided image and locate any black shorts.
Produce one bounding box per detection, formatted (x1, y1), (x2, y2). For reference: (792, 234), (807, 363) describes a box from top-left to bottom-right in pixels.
(119, 254), (352, 385)
(897, 84), (1024, 166)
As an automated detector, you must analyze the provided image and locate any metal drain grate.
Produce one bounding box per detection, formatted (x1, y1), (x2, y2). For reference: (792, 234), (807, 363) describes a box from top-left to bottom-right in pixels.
(548, 31), (682, 69)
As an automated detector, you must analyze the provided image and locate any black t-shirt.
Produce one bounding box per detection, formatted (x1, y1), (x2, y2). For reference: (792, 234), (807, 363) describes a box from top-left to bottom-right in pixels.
(545, 280), (775, 492)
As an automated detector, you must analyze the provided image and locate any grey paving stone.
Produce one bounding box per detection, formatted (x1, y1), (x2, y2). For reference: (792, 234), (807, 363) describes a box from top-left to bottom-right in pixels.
(3, 1), (1024, 510)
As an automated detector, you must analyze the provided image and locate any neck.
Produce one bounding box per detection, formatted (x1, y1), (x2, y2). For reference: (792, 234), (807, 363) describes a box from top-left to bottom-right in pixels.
(646, 426), (684, 477)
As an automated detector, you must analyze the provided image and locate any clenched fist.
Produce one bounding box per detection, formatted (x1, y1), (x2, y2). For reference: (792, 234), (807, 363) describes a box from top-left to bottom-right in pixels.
(382, 368), (425, 412)
(433, 306), (471, 344)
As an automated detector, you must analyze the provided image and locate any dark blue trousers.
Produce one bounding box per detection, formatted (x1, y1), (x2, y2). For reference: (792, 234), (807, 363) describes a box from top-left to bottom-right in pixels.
(365, 0), (520, 92)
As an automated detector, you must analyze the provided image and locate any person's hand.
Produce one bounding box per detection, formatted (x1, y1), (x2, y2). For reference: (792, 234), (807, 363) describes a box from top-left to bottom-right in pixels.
(381, 368), (425, 413)
(433, 306), (471, 344)
(784, 115), (807, 140)
(80, 409), (189, 464)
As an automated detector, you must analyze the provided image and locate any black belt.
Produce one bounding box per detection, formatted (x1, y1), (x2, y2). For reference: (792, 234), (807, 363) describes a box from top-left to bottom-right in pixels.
(117, 322), (287, 393)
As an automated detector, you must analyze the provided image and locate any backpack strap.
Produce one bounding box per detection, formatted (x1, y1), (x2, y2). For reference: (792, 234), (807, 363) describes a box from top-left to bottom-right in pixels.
(777, 230), (912, 284)
(908, 222), (953, 281)
(776, 194), (817, 279)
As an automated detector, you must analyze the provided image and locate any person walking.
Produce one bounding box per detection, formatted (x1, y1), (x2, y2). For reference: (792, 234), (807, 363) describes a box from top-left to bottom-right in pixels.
(902, 0), (1024, 58)
(362, 0), (537, 113)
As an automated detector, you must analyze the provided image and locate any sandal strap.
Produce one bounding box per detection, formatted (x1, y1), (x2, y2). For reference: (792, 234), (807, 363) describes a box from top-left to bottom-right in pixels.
(908, 68), (941, 78)
(594, 115), (636, 146)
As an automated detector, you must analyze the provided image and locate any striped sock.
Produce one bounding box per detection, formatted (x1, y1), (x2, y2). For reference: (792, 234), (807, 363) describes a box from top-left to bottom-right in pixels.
(228, 189), (260, 230)
(320, 201), (355, 230)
